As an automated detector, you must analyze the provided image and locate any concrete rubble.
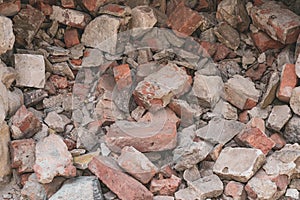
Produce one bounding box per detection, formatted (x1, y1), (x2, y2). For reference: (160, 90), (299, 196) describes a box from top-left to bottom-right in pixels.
(0, 0), (300, 199)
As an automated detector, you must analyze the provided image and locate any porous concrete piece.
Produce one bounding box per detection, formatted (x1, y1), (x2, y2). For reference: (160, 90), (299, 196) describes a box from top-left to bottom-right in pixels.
(213, 147), (266, 182)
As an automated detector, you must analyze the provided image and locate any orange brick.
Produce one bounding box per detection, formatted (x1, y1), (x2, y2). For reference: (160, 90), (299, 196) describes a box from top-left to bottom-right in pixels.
(113, 64), (132, 90)
(277, 64), (297, 102)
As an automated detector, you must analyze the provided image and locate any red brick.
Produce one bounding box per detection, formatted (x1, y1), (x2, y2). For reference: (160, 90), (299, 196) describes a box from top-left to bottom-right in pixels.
(270, 133), (286, 150)
(167, 2), (203, 36)
(36, 2), (53, 16)
(113, 64), (132, 90)
(88, 156), (153, 200)
(49, 75), (68, 89)
(214, 44), (231, 62)
(70, 59), (82, 66)
(105, 109), (178, 153)
(0, 0), (20, 16)
(10, 105), (42, 139)
(11, 139), (35, 173)
(64, 28), (80, 48)
(224, 181), (246, 200)
(245, 63), (268, 81)
(239, 110), (249, 124)
(194, 0), (211, 12)
(277, 64), (297, 102)
(235, 118), (275, 155)
(251, 31), (284, 52)
(63, 138), (76, 151)
(200, 41), (217, 57)
(82, 0), (107, 12)
(250, 2), (300, 44)
(150, 175), (181, 196)
(61, 0), (76, 8)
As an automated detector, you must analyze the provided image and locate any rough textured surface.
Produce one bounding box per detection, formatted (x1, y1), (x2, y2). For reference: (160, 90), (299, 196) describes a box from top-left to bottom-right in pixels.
(13, 5), (45, 46)
(14, 54), (45, 89)
(173, 125), (214, 171)
(134, 63), (191, 110)
(167, 2), (204, 36)
(277, 64), (297, 102)
(267, 105), (292, 132)
(187, 174), (224, 199)
(196, 117), (245, 145)
(81, 15), (120, 54)
(105, 111), (177, 153)
(0, 16), (15, 55)
(290, 87), (300, 115)
(224, 75), (260, 110)
(88, 156), (153, 200)
(0, 121), (11, 184)
(216, 0), (250, 32)
(10, 139), (35, 173)
(49, 176), (104, 200)
(213, 147), (266, 182)
(9, 105), (42, 139)
(50, 6), (91, 29)
(118, 146), (158, 184)
(250, 1), (300, 44)
(192, 74), (224, 108)
(284, 115), (300, 143)
(34, 134), (76, 184)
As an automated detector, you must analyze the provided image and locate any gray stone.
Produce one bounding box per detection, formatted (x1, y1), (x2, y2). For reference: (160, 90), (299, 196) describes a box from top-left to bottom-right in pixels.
(267, 105), (292, 132)
(50, 6), (91, 29)
(245, 171), (279, 200)
(290, 87), (300, 115)
(0, 16), (15, 54)
(0, 82), (8, 122)
(263, 143), (300, 179)
(51, 62), (75, 80)
(296, 54), (300, 78)
(168, 99), (196, 128)
(285, 189), (299, 199)
(44, 111), (71, 133)
(175, 188), (199, 200)
(192, 74), (224, 108)
(0, 121), (11, 184)
(82, 15), (120, 54)
(0, 62), (16, 89)
(196, 117), (245, 145)
(21, 173), (47, 200)
(153, 196), (174, 200)
(173, 125), (214, 171)
(47, 46), (70, 56)
(34, 134), (76, 184)
(49, 176), (103, 200)
(214, 22), (240, 50)
(188, 175), (224, 199)
(261, 71), (280, 108)
(248, 106), (271, 120)
(82, 48), (104, 67)
(224, 75), (260, 110)
(130, 6), (157, 37)
(14, 54), (45, 88)
(183, 165), (201, 182)
(284, 115), (300, 143)
(216, 0), (250, 32)
(118, 146), (158, 184)
(7, 88), (23, 117)
(213, 99), (238, 120)
(213, 147), (266, 182)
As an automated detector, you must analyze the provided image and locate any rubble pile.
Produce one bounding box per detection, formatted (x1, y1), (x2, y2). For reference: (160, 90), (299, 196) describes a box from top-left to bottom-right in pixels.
(0, 0), (300, 199)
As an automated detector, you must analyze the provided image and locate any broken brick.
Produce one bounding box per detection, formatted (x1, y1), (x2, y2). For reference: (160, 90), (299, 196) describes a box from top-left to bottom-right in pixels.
(276, 64), (297, 102)
(64, 28), (80, 48)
